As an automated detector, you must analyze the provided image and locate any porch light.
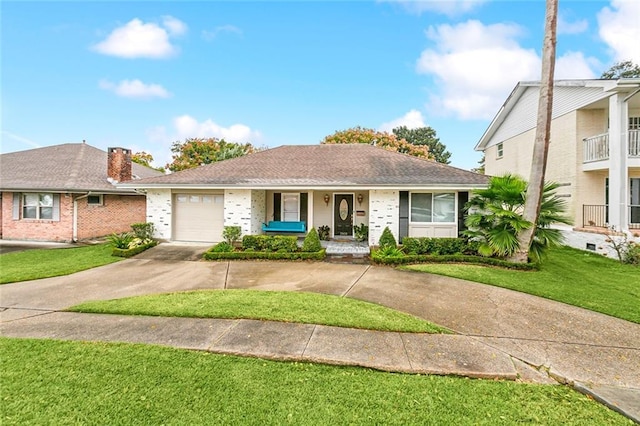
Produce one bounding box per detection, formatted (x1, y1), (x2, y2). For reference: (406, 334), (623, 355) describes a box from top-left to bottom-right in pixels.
(324, 194), (330, 206)
(357, 193), (364, 205)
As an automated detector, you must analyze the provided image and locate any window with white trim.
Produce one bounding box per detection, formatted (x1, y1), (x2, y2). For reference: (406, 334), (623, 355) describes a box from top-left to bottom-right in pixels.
(410, 192), (456, 223)
(23, 193), (54, 219)
(281, 193), (300, 222)
(629, 117), (640, 130)
(497, 142), (504, 158)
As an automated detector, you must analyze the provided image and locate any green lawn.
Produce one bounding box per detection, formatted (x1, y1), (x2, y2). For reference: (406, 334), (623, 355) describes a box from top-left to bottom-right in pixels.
(1, 338), (631, 425)
(403, 246), (640, 323)
(69, 289), (447, 333)
(0, 244), (121, 284)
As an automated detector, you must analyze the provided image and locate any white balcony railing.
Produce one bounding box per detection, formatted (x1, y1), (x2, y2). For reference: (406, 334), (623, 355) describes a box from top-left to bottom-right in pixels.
(583, 133), (609, 162)
(583, 130), (640, 162)
(630, 130), (640, 157)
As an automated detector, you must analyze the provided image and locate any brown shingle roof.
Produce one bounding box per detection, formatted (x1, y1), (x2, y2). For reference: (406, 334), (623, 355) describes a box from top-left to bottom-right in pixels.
(127, 144), (487, 188)
(0, 143), (163, 192)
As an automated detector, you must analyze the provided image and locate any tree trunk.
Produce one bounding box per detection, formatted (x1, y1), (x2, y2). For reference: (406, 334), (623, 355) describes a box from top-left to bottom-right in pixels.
(510, 0), (558, 263)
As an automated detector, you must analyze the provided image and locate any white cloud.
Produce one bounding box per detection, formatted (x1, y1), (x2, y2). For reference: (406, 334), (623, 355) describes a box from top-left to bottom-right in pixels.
(379, 110), (426, 132)
(162, 15), (187, 36)
(92, 16), (187, 59)
(415, 20), (597, 120)
(557, 13), (588, 35)
(555, 52), (599, 79)
(382, 0), (485, 16)
(598, 0), (640, 63)
(173, 115), (261, 143)
(99, 79), (171, 99)
(202, 25), (243, 41)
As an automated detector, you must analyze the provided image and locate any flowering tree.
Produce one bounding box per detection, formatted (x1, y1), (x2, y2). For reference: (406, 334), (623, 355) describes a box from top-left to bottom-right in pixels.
(166, 138), (257, 172)
(321, 126), (433, 159)
(132, 151), (165, 172)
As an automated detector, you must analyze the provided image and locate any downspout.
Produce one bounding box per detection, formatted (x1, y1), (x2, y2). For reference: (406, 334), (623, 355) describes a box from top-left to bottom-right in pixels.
(73, 193), (91, 242)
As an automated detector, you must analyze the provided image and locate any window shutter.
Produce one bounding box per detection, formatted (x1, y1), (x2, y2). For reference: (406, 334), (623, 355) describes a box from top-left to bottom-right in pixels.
(457, 192), (469, 236)
(12, 193), (20, 220)
(52, 194), (61, 221)
(399, 191), (409, 241)
(300, 193), (308, 224)
(273, 193), (281, 221)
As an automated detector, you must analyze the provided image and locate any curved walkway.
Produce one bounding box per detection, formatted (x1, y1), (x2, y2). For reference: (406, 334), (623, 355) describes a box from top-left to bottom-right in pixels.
(1, 245), (639, 421)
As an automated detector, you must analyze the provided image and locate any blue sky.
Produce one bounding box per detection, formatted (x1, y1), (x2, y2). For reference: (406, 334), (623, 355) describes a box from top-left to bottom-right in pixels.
(2, 0), (639, 170)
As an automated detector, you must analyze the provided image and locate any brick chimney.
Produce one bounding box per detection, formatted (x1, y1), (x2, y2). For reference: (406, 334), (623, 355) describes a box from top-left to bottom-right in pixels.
(107, 147), (132, 182)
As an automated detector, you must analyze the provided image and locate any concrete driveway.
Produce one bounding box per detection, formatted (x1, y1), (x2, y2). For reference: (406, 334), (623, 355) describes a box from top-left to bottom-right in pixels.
(1, 242), (639, 420)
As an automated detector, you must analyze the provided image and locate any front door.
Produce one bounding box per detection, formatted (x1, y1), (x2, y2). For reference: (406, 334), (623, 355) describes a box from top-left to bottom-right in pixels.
(334, 194), (353, 236)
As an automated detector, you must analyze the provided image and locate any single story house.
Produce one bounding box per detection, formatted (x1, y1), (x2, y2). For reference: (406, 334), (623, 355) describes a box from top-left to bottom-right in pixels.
(119, 144), (489, 245)
(0, 142), (163, 242)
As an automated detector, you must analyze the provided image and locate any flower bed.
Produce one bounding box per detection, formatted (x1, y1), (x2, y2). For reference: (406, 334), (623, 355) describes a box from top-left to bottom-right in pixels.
(112, 240), (158, 258)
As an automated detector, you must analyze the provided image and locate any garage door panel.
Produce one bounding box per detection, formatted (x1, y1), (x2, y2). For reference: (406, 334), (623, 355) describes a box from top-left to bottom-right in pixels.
(174, 193), (224, 242)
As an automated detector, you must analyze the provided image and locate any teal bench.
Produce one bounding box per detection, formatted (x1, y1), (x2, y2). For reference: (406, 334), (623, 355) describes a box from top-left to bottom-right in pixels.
(262, 221), (306, 233)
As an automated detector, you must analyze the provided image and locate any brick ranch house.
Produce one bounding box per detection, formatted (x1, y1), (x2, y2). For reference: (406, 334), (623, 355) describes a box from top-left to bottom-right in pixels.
(0, 143), (163, 242)
(118, 144), (489, 245)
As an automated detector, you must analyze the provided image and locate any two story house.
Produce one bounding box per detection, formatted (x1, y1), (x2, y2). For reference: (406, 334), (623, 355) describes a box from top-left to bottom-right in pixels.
(476, 78), (640, 256)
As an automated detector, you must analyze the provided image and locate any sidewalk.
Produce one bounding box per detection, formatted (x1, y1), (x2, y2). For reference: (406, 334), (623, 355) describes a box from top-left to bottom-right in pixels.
(1, 250), (639, 422)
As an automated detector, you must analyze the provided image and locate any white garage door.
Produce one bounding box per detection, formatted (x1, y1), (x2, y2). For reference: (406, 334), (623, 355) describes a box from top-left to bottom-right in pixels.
(173, 193), (224, 242)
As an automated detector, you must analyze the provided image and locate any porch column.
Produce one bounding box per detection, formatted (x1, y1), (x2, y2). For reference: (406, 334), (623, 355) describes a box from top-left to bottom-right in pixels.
(307, 190), (314, 231)
(608, 93), (629, 231)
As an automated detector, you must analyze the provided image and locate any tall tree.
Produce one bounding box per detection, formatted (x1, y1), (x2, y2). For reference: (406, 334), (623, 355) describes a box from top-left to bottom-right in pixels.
(392, 126), (451, 164)
(166, 138), (256, 172)
(601, 60), (640, 79)
(511, 0), (558, 263)
(132, 151), (165, 172)
(321, 126), (433, 159)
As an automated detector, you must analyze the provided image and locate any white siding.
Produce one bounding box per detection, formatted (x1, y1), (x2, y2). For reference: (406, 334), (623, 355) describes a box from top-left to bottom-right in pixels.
(146, 189), (172, 240)
(224, 189), (253, 236)
(369, 190), (399, 246)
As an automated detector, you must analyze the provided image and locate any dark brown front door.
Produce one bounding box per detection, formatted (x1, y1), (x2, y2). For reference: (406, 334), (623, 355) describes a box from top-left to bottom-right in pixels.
(334, 194), (353, 236)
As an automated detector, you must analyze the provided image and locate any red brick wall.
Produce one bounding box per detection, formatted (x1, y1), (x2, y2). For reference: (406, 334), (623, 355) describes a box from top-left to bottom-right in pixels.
(76, 194), (147, 240)
(1, 191), (74, 241)
(1, 192), (148, 242)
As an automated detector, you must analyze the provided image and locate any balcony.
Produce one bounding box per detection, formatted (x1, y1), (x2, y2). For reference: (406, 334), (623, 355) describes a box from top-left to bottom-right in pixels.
(583, 130), (640, 163)
(582, 204), (640, 230)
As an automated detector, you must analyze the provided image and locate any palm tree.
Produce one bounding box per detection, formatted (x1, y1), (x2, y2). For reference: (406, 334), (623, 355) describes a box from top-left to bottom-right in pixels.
(464, 174), (570, 262)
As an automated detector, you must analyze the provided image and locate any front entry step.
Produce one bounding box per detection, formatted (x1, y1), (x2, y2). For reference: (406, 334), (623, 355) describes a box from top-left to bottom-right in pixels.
(324, 254), (370, 265)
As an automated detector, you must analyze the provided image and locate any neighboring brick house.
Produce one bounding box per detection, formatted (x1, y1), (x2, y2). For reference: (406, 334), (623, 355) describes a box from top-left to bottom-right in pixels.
(476, 78), (640, 256)
(118, 144), (489, 245)
(0, 142), (163, 242)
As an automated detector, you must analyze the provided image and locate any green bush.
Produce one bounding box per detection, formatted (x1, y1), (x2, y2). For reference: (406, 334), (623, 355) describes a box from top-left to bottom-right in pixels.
(222, 226), (242, 245)
(210, 242), (234, 253)
(624, 242), (640, 265)
(370, 249), (538, 270)
(302, 228), (322, 252)
(378, 226), (397, 249)
(241, 235), (298, 252)
(318, 225), (331, 241)
(203, 249), (326, 261)
(378, 246), (404, 257)
(401, 237), (479, 256)
(112, 240), (158, 258)
(107, 232), (136, 249)
(354, 224), (369, 243)
(130, 223), (155, 240)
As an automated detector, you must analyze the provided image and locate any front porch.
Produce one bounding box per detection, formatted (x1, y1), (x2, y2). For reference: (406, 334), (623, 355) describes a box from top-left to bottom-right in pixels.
(583, 130), (640, 166)
(581, 204), (640, 230)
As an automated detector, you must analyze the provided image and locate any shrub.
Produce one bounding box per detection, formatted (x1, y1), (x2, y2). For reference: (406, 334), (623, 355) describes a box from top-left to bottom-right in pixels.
(318, 225), (331, 241)
(130, 222), (155, 240)
(302, 228), (322, 252)
(222, 226), (242, 245)
(112, 240), (158, 258)
(378, 227), (397, 249)
(401, 237), (476, 256)
(354, 224), (369, 243)
(370, 250), (538, 270)
(241, 235), (297, 252)
(203, 249), (326, 261)
(378, 245), (404, 257)
(107, 232), (135, 249)
(623, 242), (640, 266)
(210, 242), (234, 253)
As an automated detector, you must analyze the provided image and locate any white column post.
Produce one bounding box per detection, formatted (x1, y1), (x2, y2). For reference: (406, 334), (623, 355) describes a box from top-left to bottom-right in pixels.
(307, 190), (314, 231)
(608, 94), (629, 231)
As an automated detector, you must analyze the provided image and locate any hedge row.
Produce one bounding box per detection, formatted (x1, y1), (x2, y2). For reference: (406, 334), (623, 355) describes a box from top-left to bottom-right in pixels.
(112, 241), (158, 258)
(203, 249), (326, 261)
(371, 251), (539, 271)
(242, 235), (299, 252)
